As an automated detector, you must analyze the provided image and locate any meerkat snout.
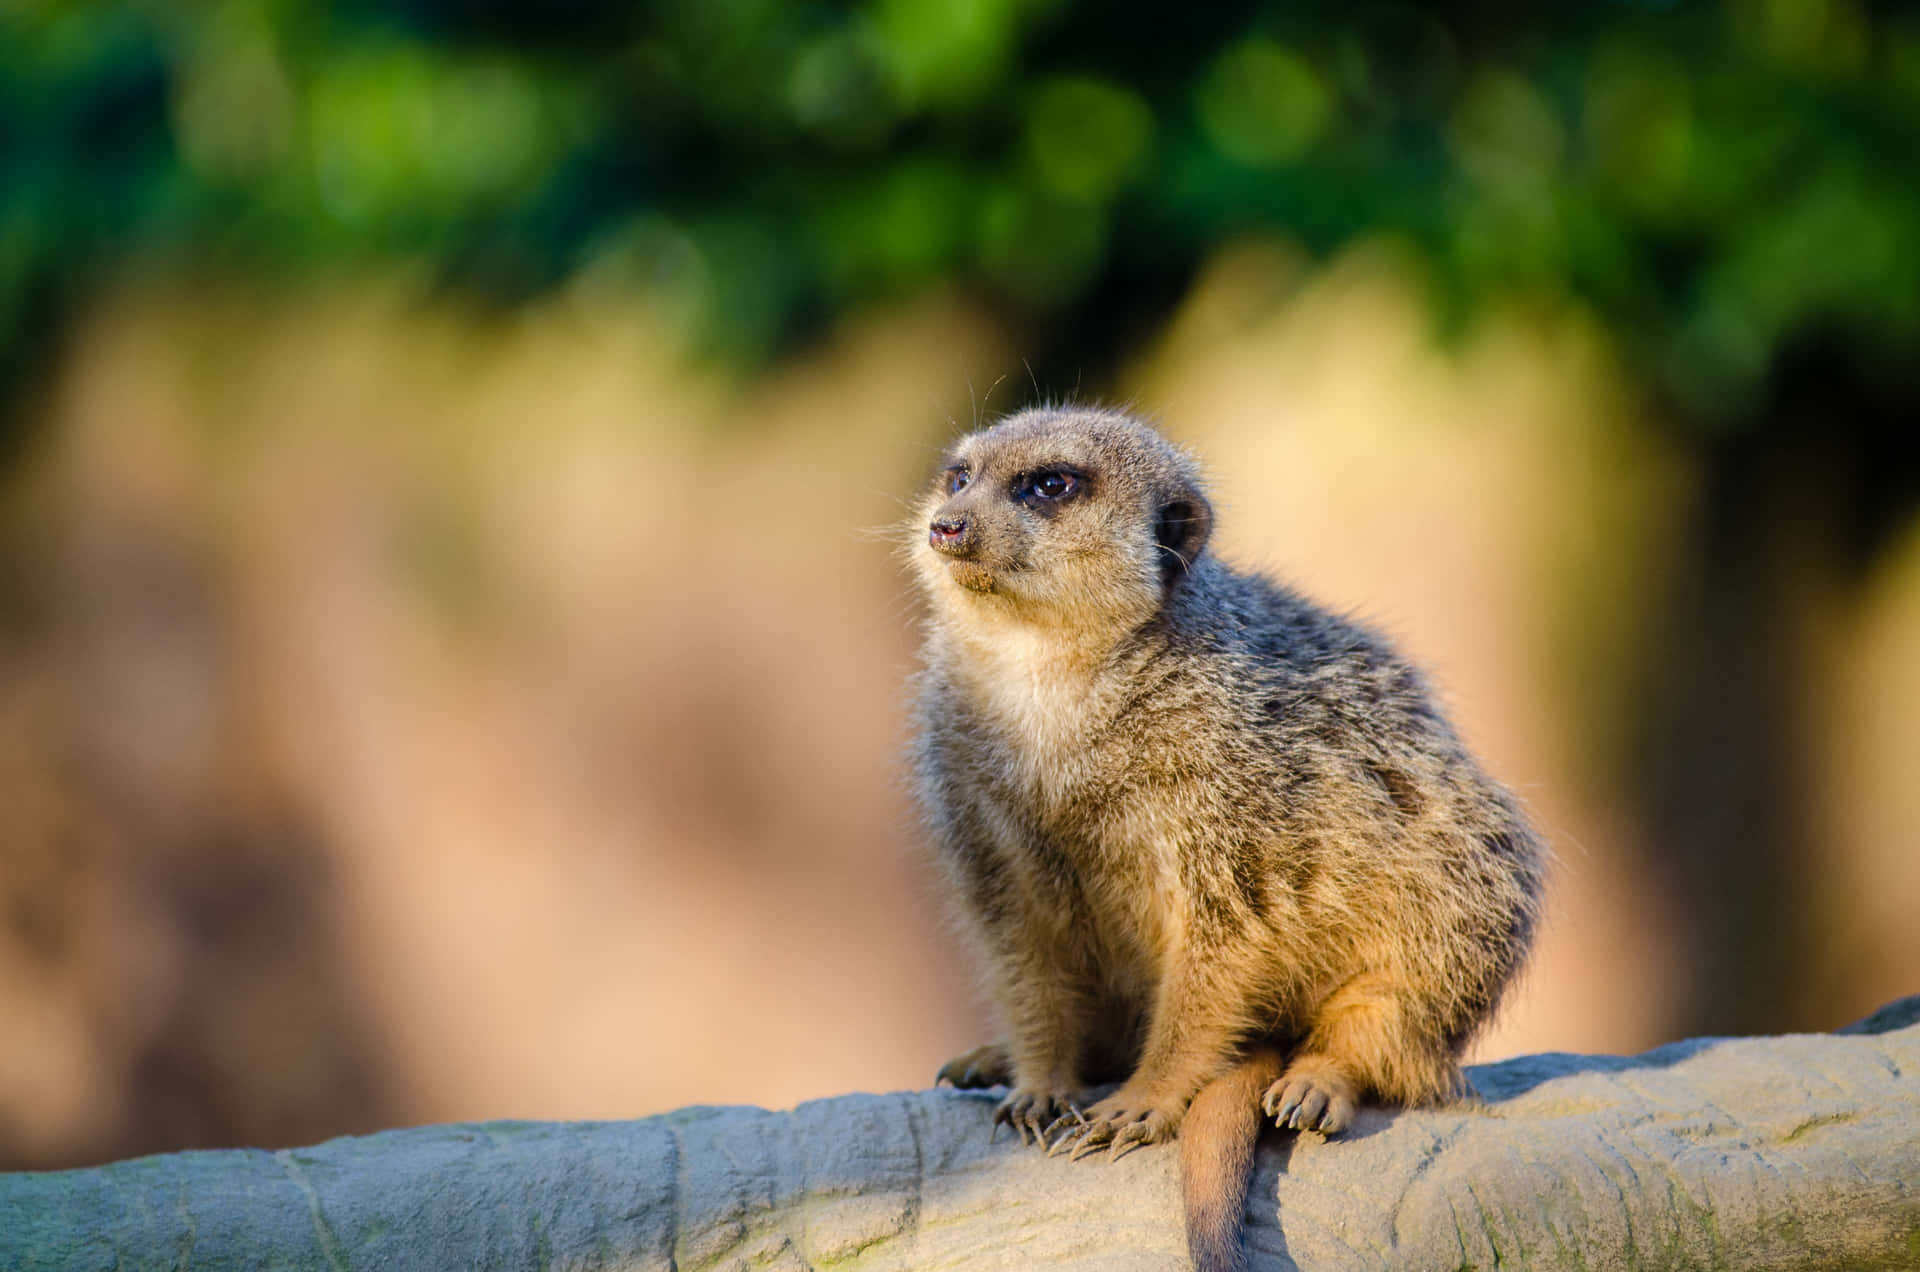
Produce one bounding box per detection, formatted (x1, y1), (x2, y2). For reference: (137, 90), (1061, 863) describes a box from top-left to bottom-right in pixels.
(928, 514), (973, 556)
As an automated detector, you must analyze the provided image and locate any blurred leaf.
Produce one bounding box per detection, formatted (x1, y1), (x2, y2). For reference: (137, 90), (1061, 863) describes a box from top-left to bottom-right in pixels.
(1196, 37), (1332, 168)
(1024, 75), (1153, 204)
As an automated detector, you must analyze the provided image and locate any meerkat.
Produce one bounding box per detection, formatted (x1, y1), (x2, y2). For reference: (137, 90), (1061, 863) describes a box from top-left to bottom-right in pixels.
(908, 406), (1545, 1272)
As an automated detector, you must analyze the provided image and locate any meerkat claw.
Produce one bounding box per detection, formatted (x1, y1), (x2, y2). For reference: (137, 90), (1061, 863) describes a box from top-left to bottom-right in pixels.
(1045, 1118), (1093, 1156)
(1039, 1112), (1082, 1144)
(1068, 1136), (1108, 1162)
(939, 1044), (1013, 1091)
(1068, 1124), (1116, 1161)
(1108, 1122), (1156, 1159)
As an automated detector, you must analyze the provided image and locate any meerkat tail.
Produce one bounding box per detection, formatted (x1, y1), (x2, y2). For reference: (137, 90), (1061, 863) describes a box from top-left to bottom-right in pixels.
(1181, 1046), (1286, 1272)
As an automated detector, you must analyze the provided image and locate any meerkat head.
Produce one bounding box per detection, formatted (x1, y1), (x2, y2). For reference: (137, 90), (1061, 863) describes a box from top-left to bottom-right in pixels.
(911, 406), (1213, 631)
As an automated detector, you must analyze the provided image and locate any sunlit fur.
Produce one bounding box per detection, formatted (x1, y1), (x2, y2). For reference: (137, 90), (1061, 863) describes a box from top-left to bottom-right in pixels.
(909, 406), (1546, 1272)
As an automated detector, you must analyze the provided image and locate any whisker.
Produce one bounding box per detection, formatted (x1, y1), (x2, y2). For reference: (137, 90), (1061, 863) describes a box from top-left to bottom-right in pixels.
(981, 371), (1010, 425)
(1154, 542), (1194, 575)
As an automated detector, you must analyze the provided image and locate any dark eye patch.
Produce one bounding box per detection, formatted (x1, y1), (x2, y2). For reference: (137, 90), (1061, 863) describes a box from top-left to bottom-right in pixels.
(944, 467), (972, 495)
(1013, 466), (1086, 511)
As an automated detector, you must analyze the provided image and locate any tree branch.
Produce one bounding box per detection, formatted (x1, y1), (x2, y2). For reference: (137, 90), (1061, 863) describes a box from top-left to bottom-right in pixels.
(5, 998), (1917, 1270)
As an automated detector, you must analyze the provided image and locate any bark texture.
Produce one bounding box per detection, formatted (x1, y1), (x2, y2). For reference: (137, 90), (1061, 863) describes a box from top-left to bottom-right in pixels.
(4, 998), (1917, 1271)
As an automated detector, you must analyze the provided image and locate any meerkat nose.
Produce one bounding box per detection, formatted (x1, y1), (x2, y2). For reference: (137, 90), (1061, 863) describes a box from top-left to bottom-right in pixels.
(929, 517), (973, 556)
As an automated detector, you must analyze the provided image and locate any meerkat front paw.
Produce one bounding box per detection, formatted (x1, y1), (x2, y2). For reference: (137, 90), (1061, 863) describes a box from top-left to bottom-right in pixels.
(937, 1043), (1014, 1090)
(1046, 1085), (1184, 1160)
(992, 1085), (1086, 1147)
(1262, 1058), (1357, 1135)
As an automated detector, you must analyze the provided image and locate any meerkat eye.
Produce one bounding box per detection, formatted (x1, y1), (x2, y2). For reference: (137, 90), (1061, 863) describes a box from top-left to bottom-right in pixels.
(946, 468), (971, 495)
(1031, 471), (1076, 500)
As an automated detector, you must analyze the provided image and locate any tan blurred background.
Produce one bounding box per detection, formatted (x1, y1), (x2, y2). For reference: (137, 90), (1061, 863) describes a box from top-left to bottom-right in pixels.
(3, 243), (1916, 1169)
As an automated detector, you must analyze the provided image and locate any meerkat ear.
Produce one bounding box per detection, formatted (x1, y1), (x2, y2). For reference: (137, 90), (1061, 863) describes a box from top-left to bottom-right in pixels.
(1154, 487), (1213, 585)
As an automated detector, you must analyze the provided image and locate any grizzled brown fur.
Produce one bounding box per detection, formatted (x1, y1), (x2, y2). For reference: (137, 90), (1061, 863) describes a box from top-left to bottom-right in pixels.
(908, 407), (1545, 1272)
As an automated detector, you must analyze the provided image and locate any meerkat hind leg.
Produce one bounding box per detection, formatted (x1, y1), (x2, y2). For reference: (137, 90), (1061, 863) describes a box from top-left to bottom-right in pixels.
(937, 1042), (1014, 1090)
(1266, 971), (1459, 1136)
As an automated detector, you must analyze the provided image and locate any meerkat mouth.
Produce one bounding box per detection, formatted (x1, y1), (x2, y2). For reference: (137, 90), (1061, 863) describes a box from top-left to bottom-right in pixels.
(947, 560), (996, 593)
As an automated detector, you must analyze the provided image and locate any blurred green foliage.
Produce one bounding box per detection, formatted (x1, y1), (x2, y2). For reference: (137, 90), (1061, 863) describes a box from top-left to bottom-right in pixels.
(4, 0), (1920, 430)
